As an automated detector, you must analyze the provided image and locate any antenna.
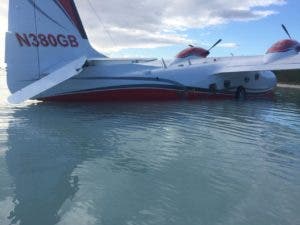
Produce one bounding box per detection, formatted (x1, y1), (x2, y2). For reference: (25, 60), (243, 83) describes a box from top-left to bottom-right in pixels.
(161, 58), (167, 69)
(282, 24), (292, 39)
(87, 0), (120, 54)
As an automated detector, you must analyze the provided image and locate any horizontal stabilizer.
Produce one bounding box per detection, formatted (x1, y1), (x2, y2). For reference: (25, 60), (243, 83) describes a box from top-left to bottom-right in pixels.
(8, 56), (87, 104)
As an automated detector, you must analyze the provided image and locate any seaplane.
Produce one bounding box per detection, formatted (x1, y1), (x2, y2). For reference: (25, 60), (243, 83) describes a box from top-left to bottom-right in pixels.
(5, 0), (300, 104)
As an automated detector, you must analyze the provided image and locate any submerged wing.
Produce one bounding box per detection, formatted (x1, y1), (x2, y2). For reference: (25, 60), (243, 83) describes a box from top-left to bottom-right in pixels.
(8, 56), (87, 104)
(215, 51), (300, 74)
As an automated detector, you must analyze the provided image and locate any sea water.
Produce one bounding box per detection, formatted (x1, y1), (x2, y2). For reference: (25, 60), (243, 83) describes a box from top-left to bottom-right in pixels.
(0, 71), (299, 225)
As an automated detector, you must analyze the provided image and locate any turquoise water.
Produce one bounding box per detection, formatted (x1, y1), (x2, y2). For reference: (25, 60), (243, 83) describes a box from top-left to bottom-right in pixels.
(0, 74), (300, 225)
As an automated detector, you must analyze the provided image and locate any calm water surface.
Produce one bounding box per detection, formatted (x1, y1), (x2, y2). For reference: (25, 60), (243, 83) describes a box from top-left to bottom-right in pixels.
(0, 73), (300, 225)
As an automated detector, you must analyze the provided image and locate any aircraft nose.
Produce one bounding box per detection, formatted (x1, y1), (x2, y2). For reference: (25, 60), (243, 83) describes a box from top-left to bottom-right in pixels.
(261, 71), (277, 89)
(268, 71), (277, 88)
(270, 76), (277, 88)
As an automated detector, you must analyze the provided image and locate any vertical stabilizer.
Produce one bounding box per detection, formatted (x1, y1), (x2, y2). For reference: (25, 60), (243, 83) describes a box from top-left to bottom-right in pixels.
(5, 0), (105, 93)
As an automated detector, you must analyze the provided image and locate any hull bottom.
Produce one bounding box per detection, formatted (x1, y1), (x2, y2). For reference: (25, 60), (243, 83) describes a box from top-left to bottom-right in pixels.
(38, 88), (274, 102)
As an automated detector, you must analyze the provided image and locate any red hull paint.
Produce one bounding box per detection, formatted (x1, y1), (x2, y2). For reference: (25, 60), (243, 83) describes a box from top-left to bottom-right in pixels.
(39, 88), (235, 102)
(39, 88), (274, 102)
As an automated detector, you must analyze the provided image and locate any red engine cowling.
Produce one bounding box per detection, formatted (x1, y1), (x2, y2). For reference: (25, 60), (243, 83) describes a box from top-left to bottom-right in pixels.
(176, 47), (210, 59)
(267, 39), (300, 54)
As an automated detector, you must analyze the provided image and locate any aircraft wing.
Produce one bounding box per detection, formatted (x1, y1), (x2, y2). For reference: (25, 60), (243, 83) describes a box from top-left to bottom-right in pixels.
(214, 52), (300, 74)
(88, 57), (157, 64)
(8, 56), (87, 104)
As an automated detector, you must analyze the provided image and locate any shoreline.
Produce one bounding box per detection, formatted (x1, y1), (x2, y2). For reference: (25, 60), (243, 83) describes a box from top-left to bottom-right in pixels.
(277, 83), (300, 89)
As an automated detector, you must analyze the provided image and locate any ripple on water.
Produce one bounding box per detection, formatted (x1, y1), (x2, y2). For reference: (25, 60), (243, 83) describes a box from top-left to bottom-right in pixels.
(0, 86), (299, 225)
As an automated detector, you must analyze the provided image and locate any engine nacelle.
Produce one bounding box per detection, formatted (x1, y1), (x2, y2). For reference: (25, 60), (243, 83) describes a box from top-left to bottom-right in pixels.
(267, 39), (300, 54)
(176, 47), (210, 59)
(170, 47), (210, 67)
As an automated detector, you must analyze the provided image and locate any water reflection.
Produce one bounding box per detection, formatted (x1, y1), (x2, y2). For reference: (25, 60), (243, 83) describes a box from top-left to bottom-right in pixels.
(5, 102), (185, 225)
(3, 88), (300, 225)
(5, 105), (89, 225)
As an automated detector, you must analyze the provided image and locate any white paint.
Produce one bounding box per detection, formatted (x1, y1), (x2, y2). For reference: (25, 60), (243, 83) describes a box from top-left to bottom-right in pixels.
(7, 56), (87, 104)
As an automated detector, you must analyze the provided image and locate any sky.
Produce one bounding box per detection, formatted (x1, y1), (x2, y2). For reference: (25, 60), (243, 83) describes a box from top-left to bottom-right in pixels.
(1, 0), (300, 67)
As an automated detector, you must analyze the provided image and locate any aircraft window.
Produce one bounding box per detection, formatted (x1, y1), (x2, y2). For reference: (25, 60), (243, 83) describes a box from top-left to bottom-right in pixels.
(224, 80), (231, 89)
(224, 80), (231, 88)
(244, 77), (250, 83)
(209, 83), (217, 93)
(255, 73), (260, 80)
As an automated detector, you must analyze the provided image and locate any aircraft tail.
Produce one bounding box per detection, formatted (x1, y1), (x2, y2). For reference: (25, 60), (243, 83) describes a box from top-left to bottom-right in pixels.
(5, 0), (106, 93)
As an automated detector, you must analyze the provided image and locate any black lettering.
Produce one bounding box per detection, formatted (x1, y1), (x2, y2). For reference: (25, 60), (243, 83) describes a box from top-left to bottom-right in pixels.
(29, 33), (39, 47)
(57, 34), (69, 47)
(38, 34), (49, 47)
(48, 34), (58, 47)
(68, 35), (79, 47)
(15, 33), (31, 47)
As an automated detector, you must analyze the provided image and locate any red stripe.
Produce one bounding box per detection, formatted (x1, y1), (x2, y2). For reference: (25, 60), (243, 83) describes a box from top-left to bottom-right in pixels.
(39, 89), (235, 102)
(57, 0), (87, 39)
(38, 89), (274, 102)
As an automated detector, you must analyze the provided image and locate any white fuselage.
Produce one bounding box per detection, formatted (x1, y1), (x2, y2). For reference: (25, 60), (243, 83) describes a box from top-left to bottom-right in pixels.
(36, 57), (277, 101)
